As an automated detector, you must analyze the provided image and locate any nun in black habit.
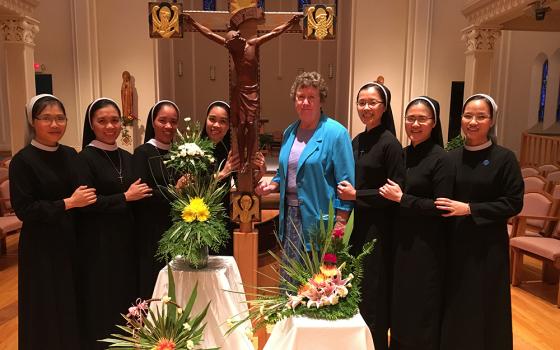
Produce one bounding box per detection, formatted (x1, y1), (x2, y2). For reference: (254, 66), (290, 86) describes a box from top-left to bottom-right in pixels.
(379, 96), (454, 350)
(435, 94), (523, 350)
(337, 82), (405, 350)
(77, 98), (152, 349)
(132, 100), (180, 298)
(10, 94), (97, 349)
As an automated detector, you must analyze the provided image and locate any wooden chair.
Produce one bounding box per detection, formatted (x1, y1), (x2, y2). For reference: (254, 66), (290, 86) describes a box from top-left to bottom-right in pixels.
(523, 175), (548, 193)
(0, 179), (22, 255)
(538, 164), (560, 177)
(551, 184), (560, 199)
(521, 167), (540, 177)
(508, 191), (558, 238)
(546, 171), (560, 193)
(511, 219), (560, 307)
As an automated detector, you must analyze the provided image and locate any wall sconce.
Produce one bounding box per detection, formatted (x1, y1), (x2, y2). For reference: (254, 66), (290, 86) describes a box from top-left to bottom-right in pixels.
(177, 60), (183, 77)
(210, 65), (216, 80)
(328, 64), (335, 79)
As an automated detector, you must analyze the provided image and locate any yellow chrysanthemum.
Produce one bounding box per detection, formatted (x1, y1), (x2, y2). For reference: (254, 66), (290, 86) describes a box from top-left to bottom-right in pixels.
(189, 197), (207, 211)
(182, 206), (196, 223)
(197, 208), (210, 222)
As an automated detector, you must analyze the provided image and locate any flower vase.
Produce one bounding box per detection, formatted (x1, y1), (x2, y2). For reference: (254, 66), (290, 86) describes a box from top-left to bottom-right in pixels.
(171, 246), (209, 270)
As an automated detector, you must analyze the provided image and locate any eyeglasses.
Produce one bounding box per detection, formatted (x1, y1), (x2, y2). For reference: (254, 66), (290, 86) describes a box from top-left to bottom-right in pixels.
(35, 115), (67, 124)
(357, 100), (383, 108)
(462, 114), (491, 122)
(404, 116), (433, 124)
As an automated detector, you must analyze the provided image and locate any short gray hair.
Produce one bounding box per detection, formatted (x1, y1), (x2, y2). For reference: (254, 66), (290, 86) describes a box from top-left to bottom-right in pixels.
(290, 71), (328, 102)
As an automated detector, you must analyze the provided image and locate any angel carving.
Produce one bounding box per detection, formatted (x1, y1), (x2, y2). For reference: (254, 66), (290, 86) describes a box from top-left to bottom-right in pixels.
(151, 4), (180, 39)
(306, 6), (335, 40)
(232, 194), (260, 224)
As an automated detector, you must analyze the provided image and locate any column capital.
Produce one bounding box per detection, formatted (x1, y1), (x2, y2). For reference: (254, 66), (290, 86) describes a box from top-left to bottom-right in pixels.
(461, 25), (501, 53)
(0, 16), (39, 46)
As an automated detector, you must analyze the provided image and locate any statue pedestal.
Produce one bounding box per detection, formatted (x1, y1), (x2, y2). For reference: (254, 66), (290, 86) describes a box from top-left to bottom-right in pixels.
(233, 208), (280, 350)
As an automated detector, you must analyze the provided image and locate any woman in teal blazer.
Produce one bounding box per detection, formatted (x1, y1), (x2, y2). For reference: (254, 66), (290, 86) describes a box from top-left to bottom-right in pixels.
(257, 72), (354, 256)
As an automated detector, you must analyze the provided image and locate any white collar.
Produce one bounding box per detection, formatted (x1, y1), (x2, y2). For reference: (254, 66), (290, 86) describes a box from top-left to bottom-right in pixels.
(31, 139), (59, 152)
(464, 139), (492, 151)
(147, 138), (171, 151)
(88, 139), (118, 151)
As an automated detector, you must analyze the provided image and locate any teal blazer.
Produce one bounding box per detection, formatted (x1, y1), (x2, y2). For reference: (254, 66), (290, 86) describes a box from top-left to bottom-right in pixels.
(272, 115), (355, 249)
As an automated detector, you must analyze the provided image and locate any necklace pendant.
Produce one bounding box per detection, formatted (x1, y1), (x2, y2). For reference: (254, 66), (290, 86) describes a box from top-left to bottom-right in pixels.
(118, 175), (124, 184)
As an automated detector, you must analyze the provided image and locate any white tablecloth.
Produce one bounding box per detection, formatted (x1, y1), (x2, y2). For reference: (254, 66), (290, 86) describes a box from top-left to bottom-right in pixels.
(264, 313), (375, 350)
(152, 256), (254, 350)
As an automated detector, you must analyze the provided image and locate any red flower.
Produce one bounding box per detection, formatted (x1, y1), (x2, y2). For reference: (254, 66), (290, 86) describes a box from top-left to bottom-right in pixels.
(154, 338), (176, 350)
(323, 253), (337, 264)
(332, 227), (344, 239)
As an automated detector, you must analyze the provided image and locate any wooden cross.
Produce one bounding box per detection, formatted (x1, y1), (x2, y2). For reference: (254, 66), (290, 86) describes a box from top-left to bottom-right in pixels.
(181, 3), (303, 231)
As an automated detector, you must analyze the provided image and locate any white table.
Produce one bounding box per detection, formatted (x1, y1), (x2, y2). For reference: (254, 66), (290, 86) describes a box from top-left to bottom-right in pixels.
(152, 256), (254, 350)
(264, 313), (375, 350)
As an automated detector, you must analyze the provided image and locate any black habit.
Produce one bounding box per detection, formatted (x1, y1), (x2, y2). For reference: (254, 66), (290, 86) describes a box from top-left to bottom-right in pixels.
(10, 144), (81, 349)
(440, 144), (523, 350)
(77, 146), (138, 350)
(351, 124), (405, 350)
(390, 139), (454, 350)
(132, 143), (174, 298)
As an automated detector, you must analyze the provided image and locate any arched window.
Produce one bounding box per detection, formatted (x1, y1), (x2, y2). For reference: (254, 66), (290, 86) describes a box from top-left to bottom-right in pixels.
(538, 59), (548, 122)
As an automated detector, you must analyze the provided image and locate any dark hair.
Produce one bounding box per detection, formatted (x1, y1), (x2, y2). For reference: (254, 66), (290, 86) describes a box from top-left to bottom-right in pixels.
(206, 101), (230, 117)
(356, 83), (387, 105)
(32, 97), (66, 119)
(462, 95), (494, 118)
(89, 99), (121, 120)
(406, 99), (434, 118)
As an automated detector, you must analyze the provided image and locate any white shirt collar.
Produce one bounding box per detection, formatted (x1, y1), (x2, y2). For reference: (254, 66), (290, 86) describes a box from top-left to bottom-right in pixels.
(464, 139), (492, 151)
(31, 139), (59, 152)
(88, 139), (118, 151)
(147, 138), (171, 151)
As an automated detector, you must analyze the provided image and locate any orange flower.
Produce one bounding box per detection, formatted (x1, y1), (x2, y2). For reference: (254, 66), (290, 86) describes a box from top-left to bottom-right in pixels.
(153, 338), (176, 350)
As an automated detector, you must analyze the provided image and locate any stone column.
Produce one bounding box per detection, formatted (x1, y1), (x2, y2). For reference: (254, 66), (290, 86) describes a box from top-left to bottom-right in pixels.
(462, 25), (501, 97)
(0, 16), (39, 154)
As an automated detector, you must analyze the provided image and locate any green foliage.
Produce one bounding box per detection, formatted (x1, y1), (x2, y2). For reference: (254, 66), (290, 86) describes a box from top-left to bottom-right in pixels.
(226, 203), (375, 335)
(445, 134), (464, 151)
(156, 173), (229, 267)
(156, 119), (230, 268)
(100, 267), (218, 350)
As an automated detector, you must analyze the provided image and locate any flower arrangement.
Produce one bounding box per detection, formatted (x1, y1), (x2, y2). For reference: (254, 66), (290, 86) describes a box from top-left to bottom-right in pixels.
(101, 267), (218, 350)
(227, 204), (374, 334)
(163, 118), (216, 176)
(156, 118), (229, 268)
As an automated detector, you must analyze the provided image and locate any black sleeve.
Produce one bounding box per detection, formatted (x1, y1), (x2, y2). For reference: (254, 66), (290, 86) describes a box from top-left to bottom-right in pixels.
(355, 140), (405, 209)
(78, 153), (128, 214)
(470, 150), (524, 224)
(9, 155), (66, 223)
(400, 154), (455, 216)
